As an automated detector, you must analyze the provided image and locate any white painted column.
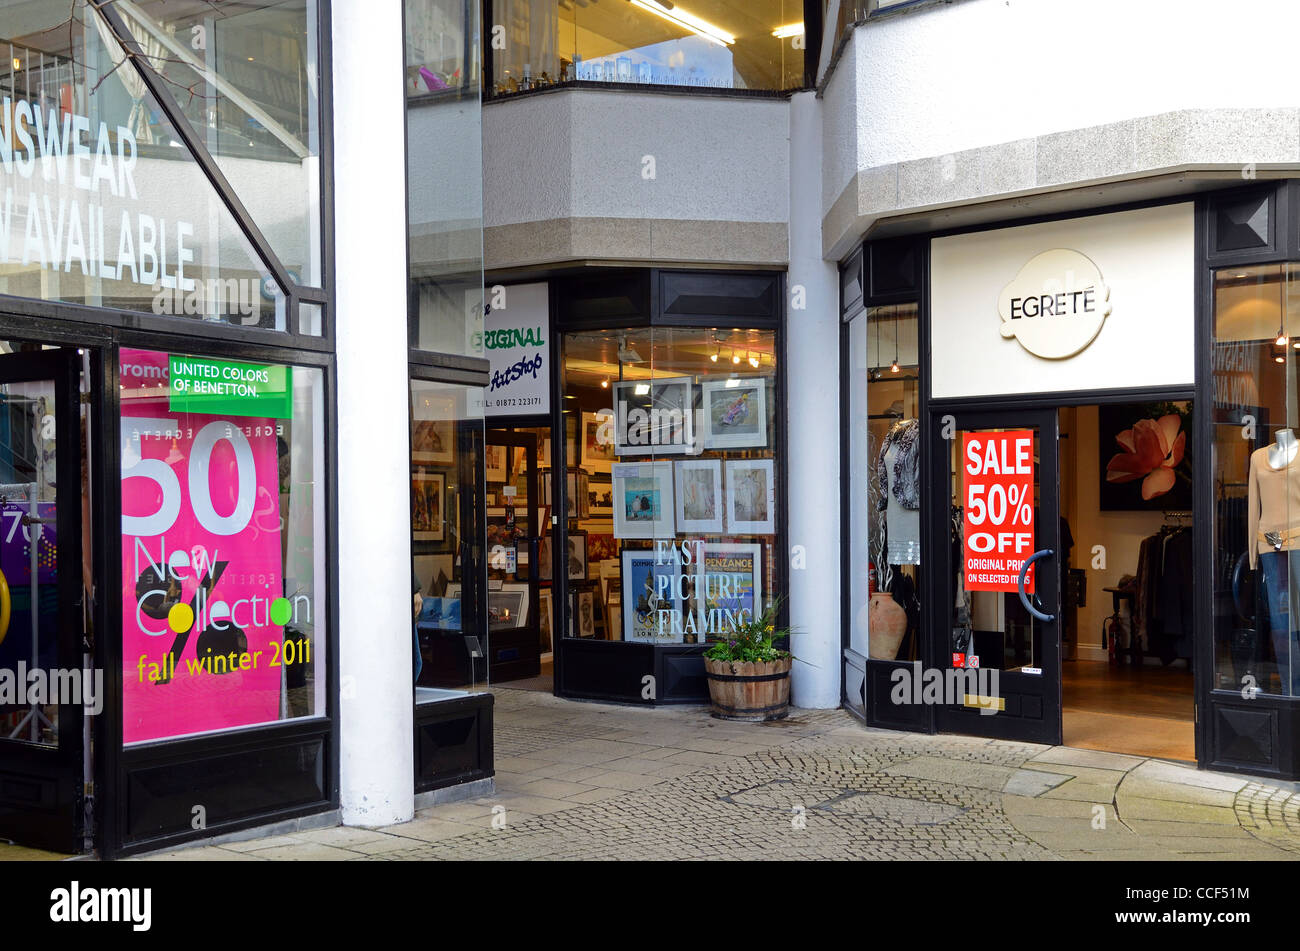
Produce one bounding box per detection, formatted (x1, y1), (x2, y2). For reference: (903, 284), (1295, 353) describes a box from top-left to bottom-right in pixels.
(332, 0), (414, 826)
(786, 91), (842, 709)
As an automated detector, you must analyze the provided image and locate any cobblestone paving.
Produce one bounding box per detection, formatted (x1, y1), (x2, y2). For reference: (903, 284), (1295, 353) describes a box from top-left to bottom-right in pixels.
(129, 687), (1300, 862)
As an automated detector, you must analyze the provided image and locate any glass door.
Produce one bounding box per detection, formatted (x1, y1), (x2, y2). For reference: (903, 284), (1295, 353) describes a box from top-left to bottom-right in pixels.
(930, 408), (1062, 745)
(0, 348), (85, 852)
(485, 429), (540, 683)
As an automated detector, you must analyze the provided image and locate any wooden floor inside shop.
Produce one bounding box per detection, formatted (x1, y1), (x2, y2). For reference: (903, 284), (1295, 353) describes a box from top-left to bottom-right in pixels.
(1062, 659), (1195, 762)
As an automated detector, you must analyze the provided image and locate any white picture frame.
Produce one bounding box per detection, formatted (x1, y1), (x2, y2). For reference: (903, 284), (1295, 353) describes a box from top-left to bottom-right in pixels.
(674, 459), (724, 533)
(612, 461), (676, 539)
(613, 376), (694, 456)
(701, 377), (767, 450)
(725, 458), (775, 534)
(485, 444), (508, 482)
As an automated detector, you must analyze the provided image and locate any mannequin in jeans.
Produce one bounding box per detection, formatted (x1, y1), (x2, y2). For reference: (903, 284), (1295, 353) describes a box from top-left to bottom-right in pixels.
(1250, 427), (1300, 696)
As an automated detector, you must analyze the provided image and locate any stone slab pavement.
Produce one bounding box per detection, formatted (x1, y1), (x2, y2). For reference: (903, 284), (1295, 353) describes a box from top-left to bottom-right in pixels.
(11, 687), (1299, 862)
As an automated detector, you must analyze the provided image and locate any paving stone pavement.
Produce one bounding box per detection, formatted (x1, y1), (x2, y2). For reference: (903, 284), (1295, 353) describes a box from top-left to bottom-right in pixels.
(130, 687), (1300, 861)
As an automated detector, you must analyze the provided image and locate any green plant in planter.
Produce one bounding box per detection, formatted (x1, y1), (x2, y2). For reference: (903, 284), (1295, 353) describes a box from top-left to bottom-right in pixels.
(703, 600), (793, 665)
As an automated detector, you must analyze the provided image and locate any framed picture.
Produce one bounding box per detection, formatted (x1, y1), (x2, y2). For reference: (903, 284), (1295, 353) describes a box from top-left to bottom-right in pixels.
(485, 444), (508, 482)
(574, 587), (597, 638)
(725, 458), (775, 534)
(606, 590), (622, 641)
(539, 437), (552, 468)
(675, 459), (724, 533)
(599, 558), (620, 603)
(538, 534), (554, 581)
(613, 376), (693, 456)
(411, 470), (446, 541)
(445, 581), (461, 601)
(413, 554), (455, 597)
(1098, 401), (1193, 511)
(612, 461), (676, 538)
(701, 377), (767, 450)
(489, 583), (529, 630)
(695, 542), (762, 639)
(539, 588), (554, 657)
(566, 531), (588, 581)
(412, 393), (455, 465)
(586, 530), (617, 570)
(567, 469), (590, 519)
(580, 410), (616, 472)
(621, 548), (685, 643)
(587, 474), (614, 517)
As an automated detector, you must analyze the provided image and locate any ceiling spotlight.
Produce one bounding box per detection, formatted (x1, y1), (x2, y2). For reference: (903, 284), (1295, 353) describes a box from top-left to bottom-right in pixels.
(1278, 331), (1289, 347)
(710, 350), (718, 362)
(890, 360), (900, 373)
(748, 353), (759, 368)
(601, 378), (609, 388)
(732, 351), (741, 364)
(1276, 355), (1287, 364)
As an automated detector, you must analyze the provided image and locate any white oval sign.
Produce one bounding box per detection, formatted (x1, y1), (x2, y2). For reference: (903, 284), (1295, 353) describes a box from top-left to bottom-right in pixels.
(998, 248), (1112, 359)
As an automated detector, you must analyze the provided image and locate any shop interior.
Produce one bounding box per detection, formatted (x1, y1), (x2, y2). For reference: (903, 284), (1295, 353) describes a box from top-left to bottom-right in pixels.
(1056, 403), (1195, 763)
(475, 326), (779, 693)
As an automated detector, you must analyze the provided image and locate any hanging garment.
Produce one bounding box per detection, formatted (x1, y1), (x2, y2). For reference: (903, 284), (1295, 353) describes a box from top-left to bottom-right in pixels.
(876, 419), (921, 565)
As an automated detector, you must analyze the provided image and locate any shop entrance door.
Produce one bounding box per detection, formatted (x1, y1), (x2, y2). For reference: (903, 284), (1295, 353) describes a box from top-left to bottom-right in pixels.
(485, 429), (541, 683)
(929, 408), (1062, 745)
(0, 349), (86, 852)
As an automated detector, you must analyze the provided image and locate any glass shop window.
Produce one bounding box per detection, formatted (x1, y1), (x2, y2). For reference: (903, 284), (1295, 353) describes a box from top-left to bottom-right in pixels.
(119, 348), (326, 743)
(410, 379), (487, 692)
(1212, 264), (1300, 698)
(558, 327), (778, 644)
(850, 303), (921, 663)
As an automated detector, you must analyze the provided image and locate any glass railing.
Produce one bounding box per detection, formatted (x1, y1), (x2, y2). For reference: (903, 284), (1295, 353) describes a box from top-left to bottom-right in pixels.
(488, 0), (806, 96)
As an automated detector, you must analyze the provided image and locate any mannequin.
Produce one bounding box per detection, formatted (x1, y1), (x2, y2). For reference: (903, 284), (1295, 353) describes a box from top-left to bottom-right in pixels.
(876, 418), (921, 565)
(1250, 423), (1300, 696)
(1267, 428), (1299, 469)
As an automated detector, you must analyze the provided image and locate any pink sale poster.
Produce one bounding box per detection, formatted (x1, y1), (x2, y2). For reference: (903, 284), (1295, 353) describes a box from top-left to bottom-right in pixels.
(120, 348), (288, 743)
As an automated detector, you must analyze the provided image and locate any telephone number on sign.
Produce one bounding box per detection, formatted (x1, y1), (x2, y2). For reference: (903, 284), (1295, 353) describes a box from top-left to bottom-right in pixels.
(491, 397), (543, 408)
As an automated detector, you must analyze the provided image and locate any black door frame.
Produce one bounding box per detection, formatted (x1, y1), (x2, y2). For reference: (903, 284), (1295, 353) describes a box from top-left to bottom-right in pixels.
(0, 347), (86, 853)
(926, 404), (1063, 746)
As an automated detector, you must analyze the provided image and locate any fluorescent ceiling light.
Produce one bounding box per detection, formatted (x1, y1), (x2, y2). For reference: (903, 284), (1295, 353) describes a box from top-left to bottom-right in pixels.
(772, 23), (804, 39)
(631, 0), (735, 46)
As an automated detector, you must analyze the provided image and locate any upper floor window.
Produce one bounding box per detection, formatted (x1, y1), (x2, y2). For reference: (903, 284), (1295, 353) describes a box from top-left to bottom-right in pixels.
(488, 0), (806, 96)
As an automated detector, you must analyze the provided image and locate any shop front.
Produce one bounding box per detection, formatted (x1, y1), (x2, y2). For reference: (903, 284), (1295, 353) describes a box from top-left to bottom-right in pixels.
(0, 0), (336, 856)
(843, 183), (1300, 780)
(474, 268), (787, 704)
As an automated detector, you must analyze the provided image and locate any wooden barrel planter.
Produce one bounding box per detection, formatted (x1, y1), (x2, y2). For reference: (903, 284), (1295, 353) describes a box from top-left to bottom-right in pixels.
(703, 657), (792, 721)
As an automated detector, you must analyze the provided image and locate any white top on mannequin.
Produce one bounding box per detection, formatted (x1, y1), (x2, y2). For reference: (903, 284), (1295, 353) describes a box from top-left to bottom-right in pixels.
(1267, 428), (1300, 469)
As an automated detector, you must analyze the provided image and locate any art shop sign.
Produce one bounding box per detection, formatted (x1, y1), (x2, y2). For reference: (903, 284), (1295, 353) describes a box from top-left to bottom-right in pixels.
(481, 282), (550, 417)
(998, 248), (1112, 359)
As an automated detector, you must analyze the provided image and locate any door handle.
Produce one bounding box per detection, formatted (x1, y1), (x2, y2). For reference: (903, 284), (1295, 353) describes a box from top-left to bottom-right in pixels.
(1017, 549), (1056, 623)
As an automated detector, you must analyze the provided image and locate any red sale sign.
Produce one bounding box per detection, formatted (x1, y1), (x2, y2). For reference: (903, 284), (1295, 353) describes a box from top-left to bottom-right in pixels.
(963, 430), (1036, 592)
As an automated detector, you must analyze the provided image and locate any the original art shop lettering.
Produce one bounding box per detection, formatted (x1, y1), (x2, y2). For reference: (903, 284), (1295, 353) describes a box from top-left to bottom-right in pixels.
(0, 98), (197, 288)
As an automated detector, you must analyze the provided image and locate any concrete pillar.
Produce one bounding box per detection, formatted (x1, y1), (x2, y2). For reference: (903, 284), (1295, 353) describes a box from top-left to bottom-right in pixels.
(786, 91), (842, 709)
(332, 0), (414, 826)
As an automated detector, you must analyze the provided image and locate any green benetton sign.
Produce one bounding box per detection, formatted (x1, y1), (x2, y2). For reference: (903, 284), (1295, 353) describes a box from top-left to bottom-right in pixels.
(168, 355), (292, 419)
